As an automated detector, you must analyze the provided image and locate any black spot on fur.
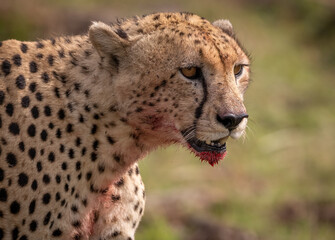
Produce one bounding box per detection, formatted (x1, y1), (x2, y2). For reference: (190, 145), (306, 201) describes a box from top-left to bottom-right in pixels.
(91, 124), (97, 134)
(113, 154), (121, 163)
(66, 124), (73, 133)
(44, 106), (52, 116)
(107, 136), (115, 144)
(0, 169), (3, 182)
(48, 55), (54, 66)
(153, 14), (160, 20)
(9, 122), (20, 135)
(58, 49), (65, 58)
(68, 149), (75, 159)
(60, 144), (65, 153)
(1, 60), (11, 76)
(111, 194), (120, 202)
(55, 192), (61, 201)
(111, 231), (121, 238)
(35, 92), (43, 101)
(115, 178), (124, 187)
(6, 153), (17, 167)
(18, 173), (28, 187)
(72, 220), (81, 228)
(18, 142), (25, 152)
(43, 174), (50, 185)
(98, 165), (105, 173)
(29, 200), (36, 214)
(40, 130), (48, 141)
(42, 193), (51, 204)
(48, 152), (55, 162)
(36, 42), (44, 48)
(21, 43), (28, 53)
(86, 172), (92, 181)
(10, 201), (20, 214)
(28, 148), (36, 160)
(29, 82), (37, 93)
(12, 54), (22, 66)
(58, 109), (65, 120)
(41, 72), (49, 83)
(71, 205), (78, 213)
(43, 212), (51, 225)
(115, 28), (128, 39)
(61, 162), (67, 171)
(29, 61), (38, 73)
(27, 124), (36, 137)
(31, 180), (38, 191)
(54, 87), (61, 98)
(0, 188), (7, 202)
(15, 75), (26, 89)
(76, 161), (81, 171)
(90, 152), (97, 162)
(52, 229), (62, 237)
(29, 220), (37, 232)
(92, 140), (99, 150)
(36, 161), (42, 172)
(74, 83), (81, 91)
(11, 227), (19, 240)
(0, 90), (4, 105)
(31, 106), (39, 119)
(21, 96), (30, 108)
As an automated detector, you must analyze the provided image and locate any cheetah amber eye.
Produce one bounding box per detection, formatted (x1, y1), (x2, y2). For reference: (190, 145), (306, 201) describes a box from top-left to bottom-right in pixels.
(234, 64), (243, 78)
(180, 67), (201, 80)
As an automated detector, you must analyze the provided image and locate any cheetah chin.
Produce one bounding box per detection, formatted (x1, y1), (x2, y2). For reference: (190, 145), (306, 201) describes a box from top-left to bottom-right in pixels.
(183, 134), (228, 166)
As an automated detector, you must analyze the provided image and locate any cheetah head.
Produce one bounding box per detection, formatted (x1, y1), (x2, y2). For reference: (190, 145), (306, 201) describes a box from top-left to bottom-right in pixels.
(89, 13), (250, 166)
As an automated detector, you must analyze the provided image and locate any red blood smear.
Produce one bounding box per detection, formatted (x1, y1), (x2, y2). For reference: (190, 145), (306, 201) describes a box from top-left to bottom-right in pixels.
(197, 151), (226, 166)
(188, 145), (227, 166)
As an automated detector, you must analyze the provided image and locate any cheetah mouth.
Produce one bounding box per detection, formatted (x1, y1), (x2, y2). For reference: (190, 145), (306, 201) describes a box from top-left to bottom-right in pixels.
(184, 136), (227, 166)
(187, 137), (227, 153)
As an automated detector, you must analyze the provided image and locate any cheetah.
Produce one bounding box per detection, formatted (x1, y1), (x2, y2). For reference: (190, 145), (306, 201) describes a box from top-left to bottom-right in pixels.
(0, 12), (250, 240)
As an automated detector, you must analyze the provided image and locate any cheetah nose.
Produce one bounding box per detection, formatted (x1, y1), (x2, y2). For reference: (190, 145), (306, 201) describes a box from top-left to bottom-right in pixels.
(216, 113), (248, 131)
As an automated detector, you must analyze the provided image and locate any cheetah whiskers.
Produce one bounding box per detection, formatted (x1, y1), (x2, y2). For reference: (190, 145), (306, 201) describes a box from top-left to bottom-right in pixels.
(181, 125), (196, 141)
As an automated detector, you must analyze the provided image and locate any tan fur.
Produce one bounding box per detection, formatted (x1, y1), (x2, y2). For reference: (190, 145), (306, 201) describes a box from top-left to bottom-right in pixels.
(0, 12), (250, 240)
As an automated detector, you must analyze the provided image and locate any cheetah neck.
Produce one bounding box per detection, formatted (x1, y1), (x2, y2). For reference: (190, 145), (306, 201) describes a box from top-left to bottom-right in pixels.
(53, 35), (168, 190)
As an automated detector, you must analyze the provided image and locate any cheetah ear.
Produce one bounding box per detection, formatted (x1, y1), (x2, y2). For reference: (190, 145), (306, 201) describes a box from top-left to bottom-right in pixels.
(89, 22), (131, 70)
(212, 19), (234, 37)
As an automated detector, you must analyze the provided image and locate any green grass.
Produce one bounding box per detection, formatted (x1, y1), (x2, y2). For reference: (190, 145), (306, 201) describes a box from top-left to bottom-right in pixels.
(136, 215), (180, 240)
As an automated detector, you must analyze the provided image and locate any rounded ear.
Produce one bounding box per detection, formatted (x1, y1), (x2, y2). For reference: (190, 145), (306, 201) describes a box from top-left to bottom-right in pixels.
(89, 22), (131, 71)
(212, 19), (234, 37)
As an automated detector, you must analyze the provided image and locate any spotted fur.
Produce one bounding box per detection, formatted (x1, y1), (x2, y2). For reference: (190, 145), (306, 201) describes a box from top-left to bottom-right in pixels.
(0, 12), (250, 240)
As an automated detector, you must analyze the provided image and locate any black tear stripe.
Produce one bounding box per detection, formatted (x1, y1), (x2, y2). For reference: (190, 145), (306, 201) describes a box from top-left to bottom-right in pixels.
(194, 74), (208, 123)
(193, 29), (231, 124)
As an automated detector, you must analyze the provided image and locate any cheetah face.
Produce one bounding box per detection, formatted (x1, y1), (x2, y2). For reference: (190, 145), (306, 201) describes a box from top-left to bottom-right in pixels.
(89, 14), (250, 166)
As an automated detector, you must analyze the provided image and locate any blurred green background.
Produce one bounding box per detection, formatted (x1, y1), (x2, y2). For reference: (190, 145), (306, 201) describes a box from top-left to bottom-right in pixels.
(1, 0), (335, 239)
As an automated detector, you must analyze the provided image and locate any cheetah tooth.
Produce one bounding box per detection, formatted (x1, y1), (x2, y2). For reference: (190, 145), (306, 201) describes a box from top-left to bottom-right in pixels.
(219, 137), (229, 145)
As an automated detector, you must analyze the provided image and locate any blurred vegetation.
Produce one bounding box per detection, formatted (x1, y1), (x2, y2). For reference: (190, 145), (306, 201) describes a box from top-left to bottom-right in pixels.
(1, 0), (335, 239)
